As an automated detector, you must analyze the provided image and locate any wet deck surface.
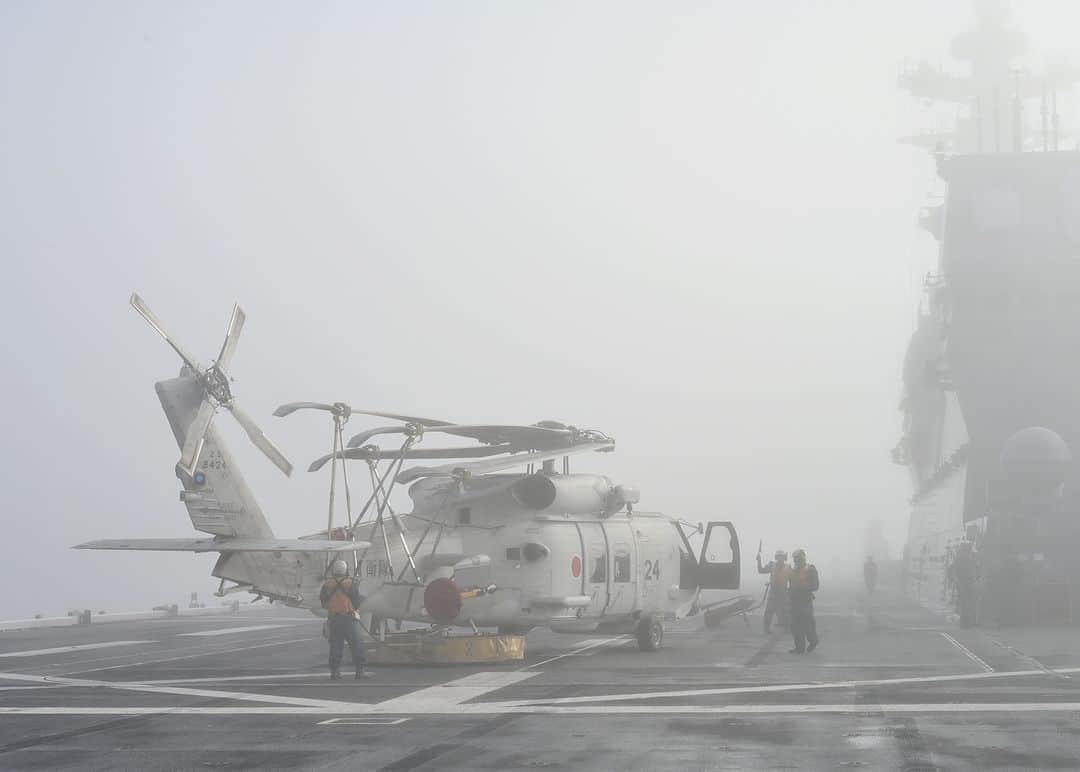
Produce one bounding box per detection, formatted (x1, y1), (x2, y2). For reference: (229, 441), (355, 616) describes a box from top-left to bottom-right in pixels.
(1, 588), (1079, 770)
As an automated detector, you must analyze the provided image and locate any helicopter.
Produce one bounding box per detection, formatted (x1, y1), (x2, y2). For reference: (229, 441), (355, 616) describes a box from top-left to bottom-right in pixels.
(75, 296), (744, 651)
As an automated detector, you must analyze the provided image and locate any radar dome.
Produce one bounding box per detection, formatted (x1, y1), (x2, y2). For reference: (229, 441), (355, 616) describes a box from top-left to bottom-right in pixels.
(999, 426), (1072, 494)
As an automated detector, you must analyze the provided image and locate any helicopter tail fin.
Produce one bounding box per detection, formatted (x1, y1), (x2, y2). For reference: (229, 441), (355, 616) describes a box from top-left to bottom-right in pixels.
(156, 374), (275, 539)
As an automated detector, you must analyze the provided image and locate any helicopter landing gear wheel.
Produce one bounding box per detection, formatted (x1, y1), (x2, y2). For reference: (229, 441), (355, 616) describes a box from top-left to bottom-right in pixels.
(636, 614), (663, 652)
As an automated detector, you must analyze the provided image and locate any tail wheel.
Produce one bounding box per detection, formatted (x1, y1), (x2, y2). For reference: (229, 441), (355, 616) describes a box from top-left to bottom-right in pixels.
(636, 614), (663, 652)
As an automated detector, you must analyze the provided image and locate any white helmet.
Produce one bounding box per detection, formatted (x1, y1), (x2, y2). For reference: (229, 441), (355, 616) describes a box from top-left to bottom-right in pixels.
(330, 560), (348, 577)
(775, 550), (788, 561)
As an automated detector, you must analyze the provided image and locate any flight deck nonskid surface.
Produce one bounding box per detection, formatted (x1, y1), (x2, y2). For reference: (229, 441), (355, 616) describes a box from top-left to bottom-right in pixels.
(1, 587), (1079, 770)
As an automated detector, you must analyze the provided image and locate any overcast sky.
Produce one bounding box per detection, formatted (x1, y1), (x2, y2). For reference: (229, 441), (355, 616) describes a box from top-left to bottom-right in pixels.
(1, 1), (1075, 618)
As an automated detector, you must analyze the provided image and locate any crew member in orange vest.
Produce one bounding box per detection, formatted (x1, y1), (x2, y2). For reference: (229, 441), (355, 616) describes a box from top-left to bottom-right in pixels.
(786, 548), (820, 654)
(756, 549), (791, 634)
(320, 560), (374, 680)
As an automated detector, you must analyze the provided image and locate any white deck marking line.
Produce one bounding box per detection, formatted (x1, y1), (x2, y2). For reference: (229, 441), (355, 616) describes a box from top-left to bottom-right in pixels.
(0, 686), (57, 691)
(53, 631), (314, 671)
(0, 670), (358, 711)
(177, 624), (289, 637)
(712, 663), (964, 669)
(7, 661), (1067, 715)
(61, 636), (321, 675)
(524, 636), (631, 669)
(498, 665), (1080, 707)
(940, 632), (993, 673)
(318, 717), (411, 726)
(0, 702), (1079, 717)
(985, 634), (1070, 680)
(0, 641), (156, 658)
(372, 671), (539, 713)
(143, 672), (322, 684)
(499, 703), (1080, 715)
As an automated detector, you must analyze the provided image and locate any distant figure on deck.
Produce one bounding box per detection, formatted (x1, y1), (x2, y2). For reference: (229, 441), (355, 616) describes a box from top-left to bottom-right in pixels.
(952, 543), (978, 628)
(787, 548), (820, 654)
(863, 556), (878, 595)
(756, 549), (791, 634)
(320, 560), (374, 680)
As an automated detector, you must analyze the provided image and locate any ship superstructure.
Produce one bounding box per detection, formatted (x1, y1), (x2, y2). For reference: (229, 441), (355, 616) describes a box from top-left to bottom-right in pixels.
(896, 1), (1080, 623)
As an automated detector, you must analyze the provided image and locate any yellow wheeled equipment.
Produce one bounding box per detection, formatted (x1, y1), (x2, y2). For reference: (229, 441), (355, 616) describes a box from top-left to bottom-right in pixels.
(369, 630), (525, 665)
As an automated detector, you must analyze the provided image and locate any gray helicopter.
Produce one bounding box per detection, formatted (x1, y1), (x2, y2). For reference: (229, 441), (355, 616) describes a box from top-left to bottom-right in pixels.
(76, 296), (743, 651)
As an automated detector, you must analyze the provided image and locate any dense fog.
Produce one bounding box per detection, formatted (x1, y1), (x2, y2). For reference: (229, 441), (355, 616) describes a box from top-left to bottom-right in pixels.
(1, 1), (1076, 618)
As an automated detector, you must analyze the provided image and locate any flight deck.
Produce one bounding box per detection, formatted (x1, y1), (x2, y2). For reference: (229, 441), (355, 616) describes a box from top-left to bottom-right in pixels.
(1, 585), (1078, 770)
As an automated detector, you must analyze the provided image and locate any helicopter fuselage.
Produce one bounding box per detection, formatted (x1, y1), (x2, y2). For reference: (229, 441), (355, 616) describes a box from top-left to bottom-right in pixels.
(209, 471), (741, 636)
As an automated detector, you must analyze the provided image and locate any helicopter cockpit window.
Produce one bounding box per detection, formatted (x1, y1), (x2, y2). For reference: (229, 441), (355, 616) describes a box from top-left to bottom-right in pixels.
(703, 532), (734, 564)
(590, 547), (606, 583)
(613, 546), (631, 583)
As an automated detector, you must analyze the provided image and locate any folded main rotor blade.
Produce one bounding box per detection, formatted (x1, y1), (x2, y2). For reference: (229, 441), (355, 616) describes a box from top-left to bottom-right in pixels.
(274, 402), (338, 418)
(179, 399), (216, 475)
(348, 410), (456, 427)
(308, 443), (515, 472)
(347, 425), (410, 448)
(432, 424), (573, 448)
(226, 402), (294, 477)
(130, 293), (203, 374)
(344, 423), (568, 449)
(396, 440), (615, 484)
(214, 304), (246, 372)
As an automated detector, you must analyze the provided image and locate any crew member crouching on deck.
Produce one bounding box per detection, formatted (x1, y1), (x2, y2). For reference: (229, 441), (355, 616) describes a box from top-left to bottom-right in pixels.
(320, 560), (374, 680)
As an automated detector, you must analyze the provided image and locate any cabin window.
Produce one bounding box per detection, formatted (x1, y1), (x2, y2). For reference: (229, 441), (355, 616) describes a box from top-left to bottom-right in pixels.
(506, 547), (521, 561)
(589, 547), (606, 583)
(458, 507), (471, 525)
(613, 546), (631, 583)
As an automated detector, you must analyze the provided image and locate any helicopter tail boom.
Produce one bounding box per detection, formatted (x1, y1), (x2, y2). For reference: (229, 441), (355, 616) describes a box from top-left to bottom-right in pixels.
(157, 374), (276, 539)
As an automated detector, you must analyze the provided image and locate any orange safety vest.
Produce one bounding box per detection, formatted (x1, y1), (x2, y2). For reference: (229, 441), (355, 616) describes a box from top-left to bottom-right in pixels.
(788, 566), (817, 593)
(323, 578), (357, 616)
(771, 564), (791, 586)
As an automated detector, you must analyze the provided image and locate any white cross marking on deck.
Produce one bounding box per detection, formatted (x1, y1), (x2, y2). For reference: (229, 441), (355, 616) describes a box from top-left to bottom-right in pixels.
(371, 671), (539, 713)
(177, 624), (289, 637)
(0, 641), (156, 658)
(940, 632), (994, 672)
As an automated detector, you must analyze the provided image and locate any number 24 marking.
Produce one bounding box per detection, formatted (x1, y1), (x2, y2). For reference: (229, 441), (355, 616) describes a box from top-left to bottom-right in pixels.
(644, 559), (660, 581)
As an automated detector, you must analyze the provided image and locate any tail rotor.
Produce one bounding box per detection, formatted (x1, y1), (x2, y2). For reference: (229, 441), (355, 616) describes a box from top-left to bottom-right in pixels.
(130, 292), (293, 477)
